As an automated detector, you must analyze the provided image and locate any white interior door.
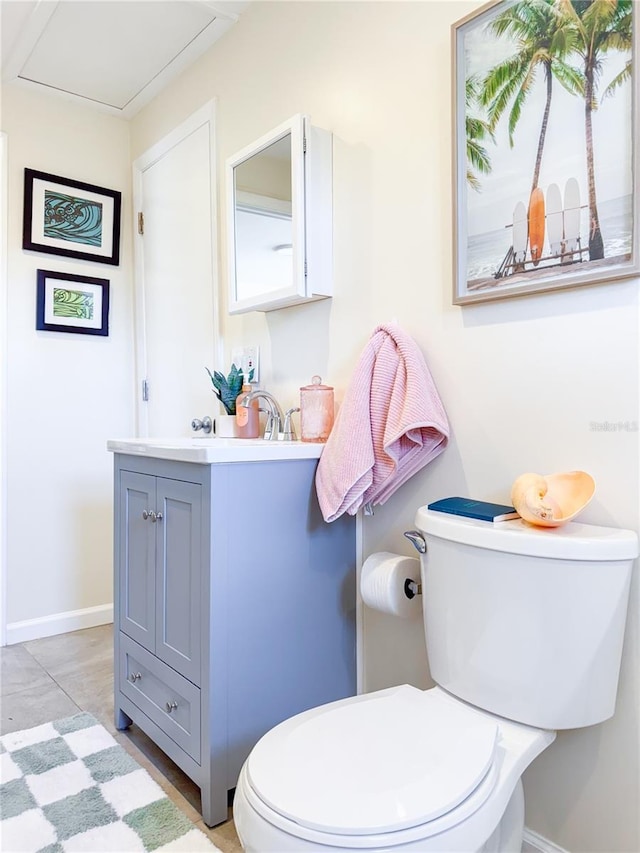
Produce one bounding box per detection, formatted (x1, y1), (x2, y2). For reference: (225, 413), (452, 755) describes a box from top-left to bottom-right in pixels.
(133, 102), (220, 437)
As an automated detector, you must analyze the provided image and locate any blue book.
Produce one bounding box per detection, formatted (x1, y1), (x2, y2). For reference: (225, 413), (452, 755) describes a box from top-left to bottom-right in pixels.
(427, 497), (519, 522)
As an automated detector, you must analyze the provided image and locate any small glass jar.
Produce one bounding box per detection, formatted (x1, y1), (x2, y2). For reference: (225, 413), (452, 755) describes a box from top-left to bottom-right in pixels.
(300, 375), (334, 443)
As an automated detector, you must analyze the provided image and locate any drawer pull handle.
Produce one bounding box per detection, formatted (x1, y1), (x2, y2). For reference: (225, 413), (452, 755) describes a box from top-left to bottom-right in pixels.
(166, 700), (178, 713)
(129, 672), (142, 683)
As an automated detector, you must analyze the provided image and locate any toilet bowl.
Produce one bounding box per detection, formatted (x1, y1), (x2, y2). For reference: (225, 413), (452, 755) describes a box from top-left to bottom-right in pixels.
(234, 511), (637, 852)
(234, 685), (555, 852)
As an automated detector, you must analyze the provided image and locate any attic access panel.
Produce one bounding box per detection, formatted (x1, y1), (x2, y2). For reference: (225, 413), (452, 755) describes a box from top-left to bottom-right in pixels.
(3, 1), (238, 117)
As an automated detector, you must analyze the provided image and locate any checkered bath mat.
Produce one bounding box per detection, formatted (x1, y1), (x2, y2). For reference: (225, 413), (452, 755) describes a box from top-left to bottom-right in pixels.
(0, 712), (220, 852)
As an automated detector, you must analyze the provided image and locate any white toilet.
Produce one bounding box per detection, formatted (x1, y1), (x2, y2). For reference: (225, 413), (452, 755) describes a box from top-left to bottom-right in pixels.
(234, 507), (638, 852)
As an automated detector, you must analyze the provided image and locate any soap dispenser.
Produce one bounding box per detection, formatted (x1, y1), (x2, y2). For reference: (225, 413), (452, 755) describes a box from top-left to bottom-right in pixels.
(300, 375), (334, 443)
(235, 380), (259, 439)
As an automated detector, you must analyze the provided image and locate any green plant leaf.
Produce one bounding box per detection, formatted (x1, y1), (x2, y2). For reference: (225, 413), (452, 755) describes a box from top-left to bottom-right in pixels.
(205, 364), (246, 415)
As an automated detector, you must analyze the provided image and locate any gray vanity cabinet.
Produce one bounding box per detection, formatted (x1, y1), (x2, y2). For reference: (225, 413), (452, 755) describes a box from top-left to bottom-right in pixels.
(118, 470), (201, 684)
(113, 452), (356, 828)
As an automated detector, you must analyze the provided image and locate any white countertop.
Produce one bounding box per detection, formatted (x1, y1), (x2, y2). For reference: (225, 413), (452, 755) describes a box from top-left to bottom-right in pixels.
(107, 436), (324, 464)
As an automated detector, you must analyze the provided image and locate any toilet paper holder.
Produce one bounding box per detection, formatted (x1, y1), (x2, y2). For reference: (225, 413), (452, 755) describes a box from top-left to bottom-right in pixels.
(404, 579), (422, 599)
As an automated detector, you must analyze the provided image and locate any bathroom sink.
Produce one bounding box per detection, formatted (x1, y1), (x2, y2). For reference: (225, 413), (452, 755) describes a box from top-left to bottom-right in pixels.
(106, 436), (324, 463)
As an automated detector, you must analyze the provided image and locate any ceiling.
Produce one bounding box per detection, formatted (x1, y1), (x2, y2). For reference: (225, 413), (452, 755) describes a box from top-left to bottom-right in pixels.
(1, 1), (248, 119)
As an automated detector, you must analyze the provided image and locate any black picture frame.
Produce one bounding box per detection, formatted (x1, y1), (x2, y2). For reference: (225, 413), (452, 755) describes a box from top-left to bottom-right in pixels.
(36, 269), (110, 336)
(24, 169), (122, 265)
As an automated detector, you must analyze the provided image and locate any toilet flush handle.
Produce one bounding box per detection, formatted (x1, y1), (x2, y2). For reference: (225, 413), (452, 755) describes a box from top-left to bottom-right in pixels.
(404, 530), (427, 554)
(403, 531), (425, 599)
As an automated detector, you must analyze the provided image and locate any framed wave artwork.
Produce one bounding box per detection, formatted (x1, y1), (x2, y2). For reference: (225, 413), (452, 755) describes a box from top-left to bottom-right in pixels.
(36, 269), (110, 336)
(452, 0), (638, 305)
(23, 169), (122, 265)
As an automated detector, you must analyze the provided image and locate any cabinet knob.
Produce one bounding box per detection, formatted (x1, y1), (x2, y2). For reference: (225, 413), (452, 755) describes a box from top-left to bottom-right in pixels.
(192, 416), (213, 434)
(129, 672), (142, 683)
(165, 700), (178, 713)
(142, 510), (163, 522)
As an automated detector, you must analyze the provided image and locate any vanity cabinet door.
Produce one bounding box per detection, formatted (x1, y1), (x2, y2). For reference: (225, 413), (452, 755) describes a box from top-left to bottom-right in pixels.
(155, 477), (202, 685)
(118, 471), (202, 685)
(119, 471), (156, 653)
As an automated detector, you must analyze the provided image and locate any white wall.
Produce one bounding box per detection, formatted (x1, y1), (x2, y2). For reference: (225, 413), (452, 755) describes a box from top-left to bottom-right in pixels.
(1, 85), (135, 640)
(129, 3), (639, 851)
(1, 1), (636, 850)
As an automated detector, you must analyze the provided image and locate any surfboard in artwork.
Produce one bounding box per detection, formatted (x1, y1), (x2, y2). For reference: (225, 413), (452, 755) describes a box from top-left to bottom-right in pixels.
(528, 187), (545, 266)
(546, 183), (563, 257)
(563, 177), (581, 259)
(512, 201), (528, 265)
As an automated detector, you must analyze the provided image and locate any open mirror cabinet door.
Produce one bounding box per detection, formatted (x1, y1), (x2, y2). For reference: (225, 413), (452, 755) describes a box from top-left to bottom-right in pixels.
(226, 114), (332, 314)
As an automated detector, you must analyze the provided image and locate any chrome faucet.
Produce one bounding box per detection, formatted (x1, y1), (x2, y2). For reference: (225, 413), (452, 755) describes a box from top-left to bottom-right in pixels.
(240, 390), (285, 441)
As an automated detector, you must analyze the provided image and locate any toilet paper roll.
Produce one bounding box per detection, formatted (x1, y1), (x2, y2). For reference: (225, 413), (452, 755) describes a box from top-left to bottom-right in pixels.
(360, 552), (421, 619)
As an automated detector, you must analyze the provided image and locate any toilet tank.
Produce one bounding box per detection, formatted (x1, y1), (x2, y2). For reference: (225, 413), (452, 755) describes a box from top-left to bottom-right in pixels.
(414, 508), (638, 730)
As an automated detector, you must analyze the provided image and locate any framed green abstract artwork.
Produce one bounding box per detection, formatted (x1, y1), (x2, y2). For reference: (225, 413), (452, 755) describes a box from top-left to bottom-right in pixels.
(24, 169), (121, 265)
(36, 270), (110, 336)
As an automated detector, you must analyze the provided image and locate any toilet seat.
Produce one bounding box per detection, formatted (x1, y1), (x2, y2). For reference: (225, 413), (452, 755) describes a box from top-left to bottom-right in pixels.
(245, 685), (500, 840)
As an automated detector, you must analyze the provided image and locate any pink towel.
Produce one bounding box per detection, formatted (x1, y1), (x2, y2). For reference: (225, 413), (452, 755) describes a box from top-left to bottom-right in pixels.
(316, 324), (449, 522)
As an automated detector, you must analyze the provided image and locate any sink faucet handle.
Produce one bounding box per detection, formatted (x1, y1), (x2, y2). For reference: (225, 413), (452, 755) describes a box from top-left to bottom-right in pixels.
(282, 407), (300, 441)
(263, 411), (278, 441)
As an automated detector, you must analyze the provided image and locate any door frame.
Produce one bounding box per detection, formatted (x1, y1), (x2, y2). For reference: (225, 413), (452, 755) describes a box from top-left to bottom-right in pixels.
(0, 132), (8, 645)
(132, 100), (221, 437)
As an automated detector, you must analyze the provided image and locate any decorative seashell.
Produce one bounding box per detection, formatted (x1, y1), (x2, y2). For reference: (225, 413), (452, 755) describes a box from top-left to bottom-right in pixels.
(510, 471), (595, 528)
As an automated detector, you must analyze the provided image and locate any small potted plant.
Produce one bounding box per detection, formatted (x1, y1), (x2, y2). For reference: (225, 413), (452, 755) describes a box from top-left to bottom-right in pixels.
(205, 364), (254, 437)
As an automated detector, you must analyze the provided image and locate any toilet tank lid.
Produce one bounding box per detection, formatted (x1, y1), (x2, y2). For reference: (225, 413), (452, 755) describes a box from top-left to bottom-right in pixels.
(415, 508), (639, 561)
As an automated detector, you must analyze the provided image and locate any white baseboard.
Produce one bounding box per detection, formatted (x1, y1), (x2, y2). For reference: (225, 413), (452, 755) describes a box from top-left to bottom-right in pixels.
(523, 827), (569, 853)
(5, 604), (113, 645)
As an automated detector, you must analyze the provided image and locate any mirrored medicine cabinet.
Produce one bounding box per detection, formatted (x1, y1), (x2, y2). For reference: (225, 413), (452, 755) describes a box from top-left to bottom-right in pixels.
(226, 114), (332, 313)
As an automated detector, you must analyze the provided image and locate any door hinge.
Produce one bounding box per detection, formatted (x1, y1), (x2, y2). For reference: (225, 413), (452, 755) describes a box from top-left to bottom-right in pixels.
(304, 259), (308, 278)
(303, 133), (307, 154)
(137, 211), (144, 235)
(142, 379), (149, 402)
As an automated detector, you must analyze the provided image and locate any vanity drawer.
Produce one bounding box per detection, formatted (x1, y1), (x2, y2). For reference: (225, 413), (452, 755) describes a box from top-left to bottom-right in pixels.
(119, 633), (201, 763)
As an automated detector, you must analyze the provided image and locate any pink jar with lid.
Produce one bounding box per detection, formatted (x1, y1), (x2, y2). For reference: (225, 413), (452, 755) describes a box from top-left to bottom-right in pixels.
(300, 375), (334, 443)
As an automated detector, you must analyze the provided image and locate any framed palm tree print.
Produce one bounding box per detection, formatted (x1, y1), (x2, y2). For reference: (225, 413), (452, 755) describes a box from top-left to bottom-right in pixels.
(452, 0), (638, 305)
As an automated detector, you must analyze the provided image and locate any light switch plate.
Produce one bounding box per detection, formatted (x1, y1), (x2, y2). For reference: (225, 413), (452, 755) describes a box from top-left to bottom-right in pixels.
(231, 345), (260, 383)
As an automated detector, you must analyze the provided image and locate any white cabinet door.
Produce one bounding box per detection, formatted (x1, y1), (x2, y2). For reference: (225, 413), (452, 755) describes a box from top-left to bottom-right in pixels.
(133, 103), (220, 437)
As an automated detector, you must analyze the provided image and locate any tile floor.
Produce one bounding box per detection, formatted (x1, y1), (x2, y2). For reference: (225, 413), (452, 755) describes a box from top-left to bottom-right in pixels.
(0, 623), (242, 852)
